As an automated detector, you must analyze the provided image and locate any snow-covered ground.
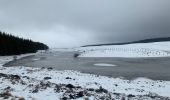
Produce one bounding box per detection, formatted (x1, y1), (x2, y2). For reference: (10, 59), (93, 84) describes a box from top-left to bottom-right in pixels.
(77, 42), (170, 58)
(0, 53), (36, 66)
(0, 54), (170, 100)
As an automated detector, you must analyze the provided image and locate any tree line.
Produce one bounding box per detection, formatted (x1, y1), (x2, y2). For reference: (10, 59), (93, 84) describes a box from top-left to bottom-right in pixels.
(0, 31), (49, 56)
(82, 37), (170, 47)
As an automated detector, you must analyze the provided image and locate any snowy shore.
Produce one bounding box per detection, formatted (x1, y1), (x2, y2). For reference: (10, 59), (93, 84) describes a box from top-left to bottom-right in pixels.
(78, 42), (170, 58)
(0, 53), (170, 100)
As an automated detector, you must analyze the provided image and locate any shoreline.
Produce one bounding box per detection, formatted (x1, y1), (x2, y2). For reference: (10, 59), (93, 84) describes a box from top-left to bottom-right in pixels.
(0, 53), (170, 99)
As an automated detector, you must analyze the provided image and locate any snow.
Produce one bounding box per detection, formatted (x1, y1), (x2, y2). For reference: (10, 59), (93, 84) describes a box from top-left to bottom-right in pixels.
(50, 48), (74, 52)
(0, 54), (170, 99)
(94, 63), (117, 67)
(77, 42), (170, 58)
(0, 53), (35, 66)
(32, 58), (41, 61)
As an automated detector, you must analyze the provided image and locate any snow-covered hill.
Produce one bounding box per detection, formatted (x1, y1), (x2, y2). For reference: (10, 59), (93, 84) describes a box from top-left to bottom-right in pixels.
(78, 42), (170, 57)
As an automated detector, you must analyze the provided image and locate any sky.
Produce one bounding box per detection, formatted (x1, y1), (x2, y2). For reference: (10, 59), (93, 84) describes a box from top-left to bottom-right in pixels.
(0, 0), (170, 48)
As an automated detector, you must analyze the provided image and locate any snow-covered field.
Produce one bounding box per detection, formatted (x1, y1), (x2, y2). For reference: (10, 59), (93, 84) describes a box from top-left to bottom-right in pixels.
(0, 54), (170, 100)
(78, 42), (170, 58)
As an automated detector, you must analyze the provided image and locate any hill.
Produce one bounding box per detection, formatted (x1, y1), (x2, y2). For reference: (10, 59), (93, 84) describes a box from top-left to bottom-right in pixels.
(78, 41), (170, 58)
(82, 37), (170, 47)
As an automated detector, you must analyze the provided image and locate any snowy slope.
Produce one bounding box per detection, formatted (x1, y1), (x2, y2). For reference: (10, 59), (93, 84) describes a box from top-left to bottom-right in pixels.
(78, 42), (170, 57)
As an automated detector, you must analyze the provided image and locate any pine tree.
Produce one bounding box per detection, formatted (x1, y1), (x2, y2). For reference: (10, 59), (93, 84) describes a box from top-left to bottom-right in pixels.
(0, 31), (49, 56)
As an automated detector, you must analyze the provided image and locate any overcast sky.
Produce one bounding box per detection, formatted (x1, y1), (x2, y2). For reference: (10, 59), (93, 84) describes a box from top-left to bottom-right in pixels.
(0, 0), (170, 48)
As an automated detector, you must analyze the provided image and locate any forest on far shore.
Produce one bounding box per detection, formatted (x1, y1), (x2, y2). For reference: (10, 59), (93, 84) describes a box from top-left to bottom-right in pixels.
(0, 31), (49, 56)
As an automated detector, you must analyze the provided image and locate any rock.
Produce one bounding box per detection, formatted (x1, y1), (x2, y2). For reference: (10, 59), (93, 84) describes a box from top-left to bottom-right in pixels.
(10, 75), (20, 80)
(0, 73), (8, 78)
(65, 77), (72, 79)
(22, 76), (30, 79)
(19, 97), (25, 100)
(0, 92), (12, 99)
(88, 88), (94, 91)
(44, 77), (52, 80)
(0, 73), (20, 80)
(77, 91), (84, 97)
(32, 88), (39, 93)
(47, 67), (53, 70)
(61, 97), (68, 100)
(76, 86), (81, 88)
(69, 94), (75, 99)
(73, 53), (80, 58)
(95, 86), (108, 93)
(114, 84), (118, 87)
(40, 81), (51, 89)
(121, 97), (125, 100)
(128, 94), (135, 98)
(54, 84), (60, 93)
(66, 84), (75, 89)
(113, 93), (120, 96)
(4, 86), (12, 91)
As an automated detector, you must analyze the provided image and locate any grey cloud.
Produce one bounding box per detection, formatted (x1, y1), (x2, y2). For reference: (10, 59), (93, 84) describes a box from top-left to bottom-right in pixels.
(0, 0), (170, 47)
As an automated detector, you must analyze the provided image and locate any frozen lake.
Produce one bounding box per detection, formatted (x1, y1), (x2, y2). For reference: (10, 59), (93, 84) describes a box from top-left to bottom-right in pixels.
(4, 51), (170, 80)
